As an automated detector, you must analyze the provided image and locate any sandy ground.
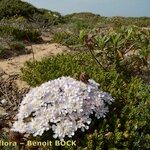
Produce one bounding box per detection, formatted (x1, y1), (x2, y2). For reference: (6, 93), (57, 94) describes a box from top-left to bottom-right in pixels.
(0, 43), (70, 89)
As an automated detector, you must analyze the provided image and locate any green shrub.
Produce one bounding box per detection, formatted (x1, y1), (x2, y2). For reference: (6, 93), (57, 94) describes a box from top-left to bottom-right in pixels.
(64, 13), (102, 33)
(12, 28), (41, 42)
(79, 26), (150, 79)
(21, 52), (150, 149)
(32, 9), (64, 26)
(0, 0), (38, 20)
(71, 20), (91, 33)
(0, 25), (41, 42)
(0, 0), (63, 27)
(51, 32), (79, 46)
(112, 17), (150, 28)
(21, 52), (99, 86)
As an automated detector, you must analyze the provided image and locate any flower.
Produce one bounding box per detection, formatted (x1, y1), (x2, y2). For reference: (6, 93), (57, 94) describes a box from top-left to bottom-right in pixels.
(11, 76), (114, 139)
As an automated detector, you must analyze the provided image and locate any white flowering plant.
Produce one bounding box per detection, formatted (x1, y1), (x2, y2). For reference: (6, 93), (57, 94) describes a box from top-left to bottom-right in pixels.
(11, 76), (114, 140)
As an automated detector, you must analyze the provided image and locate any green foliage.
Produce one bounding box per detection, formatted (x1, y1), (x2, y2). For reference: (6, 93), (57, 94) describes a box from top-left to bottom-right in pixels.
(80, 26), (150, 78)
(71, 20), (93, 33)
(0, 3), (149, 148)
(0, 0), (63, 27)
(9, 41), (25, 51)
(64, 13), (150, 31)
(21, 52), (150, 149)
(0, 25), (41, 42)
(64, 13), (101, 34)
(51, 32), (80, 46)
(21, 52), (100, 86)
(33, 9), (64, 26)
(0, 0), (38, 20)
(111, 16), (150, 28)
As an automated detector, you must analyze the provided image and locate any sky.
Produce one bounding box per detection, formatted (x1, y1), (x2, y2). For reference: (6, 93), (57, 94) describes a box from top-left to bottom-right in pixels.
(24, 0), (150, 17)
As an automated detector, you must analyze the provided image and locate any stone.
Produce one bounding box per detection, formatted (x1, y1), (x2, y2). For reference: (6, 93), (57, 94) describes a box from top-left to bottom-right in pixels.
(1, 99), (7, 105)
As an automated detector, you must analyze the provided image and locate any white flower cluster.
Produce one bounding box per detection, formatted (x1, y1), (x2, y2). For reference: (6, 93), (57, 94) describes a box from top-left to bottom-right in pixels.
(11, 76), (114, 139)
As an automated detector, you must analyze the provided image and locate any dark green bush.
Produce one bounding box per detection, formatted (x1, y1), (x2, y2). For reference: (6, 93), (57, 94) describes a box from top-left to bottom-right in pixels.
(0, 25), (41, 42)
(12, 28), (41, 42)
(0, 0), (38, 20)
(21, 52), (150, 149)
(32, 9), (64, 26)
(0, 0), (64, 27)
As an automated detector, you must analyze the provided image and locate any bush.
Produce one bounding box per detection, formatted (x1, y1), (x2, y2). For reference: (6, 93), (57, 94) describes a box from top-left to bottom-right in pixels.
(0, 25), (41, 42)
(0, 41), (30, 59)
(32, 9), (64, 26)
(0, 0), (63, 27)
(0, 0), (38, 20)
(9, 41), (25, 51)
(21, 52), (150, 149)
(79, 26), (150, 79)
(51, 32), (80, 46)
(64, 13), (102, 34)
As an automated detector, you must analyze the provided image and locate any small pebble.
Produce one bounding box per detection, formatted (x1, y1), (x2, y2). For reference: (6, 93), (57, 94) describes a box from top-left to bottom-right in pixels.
(1, 99), (7, 105)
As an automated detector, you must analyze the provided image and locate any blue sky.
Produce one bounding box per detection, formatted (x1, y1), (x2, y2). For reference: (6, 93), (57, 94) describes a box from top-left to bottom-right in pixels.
(24, 0), (150, 17)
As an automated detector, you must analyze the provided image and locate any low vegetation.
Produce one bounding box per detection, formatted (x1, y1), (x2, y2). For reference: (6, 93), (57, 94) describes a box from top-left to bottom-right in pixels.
(0, 0), (38, 20)
(0, 41), (30, 59)
(0, 0), (150, 150)
(21, 52), (150, 150)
